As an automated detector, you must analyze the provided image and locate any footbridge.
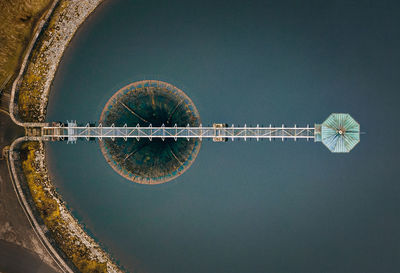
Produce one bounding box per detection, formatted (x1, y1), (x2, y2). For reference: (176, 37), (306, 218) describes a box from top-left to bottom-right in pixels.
(42, 122), (315, 142)
(40, 113), (361, 153)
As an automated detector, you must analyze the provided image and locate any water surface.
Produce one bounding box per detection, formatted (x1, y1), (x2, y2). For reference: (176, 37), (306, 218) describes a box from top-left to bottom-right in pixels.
(46, 1), (400, 272)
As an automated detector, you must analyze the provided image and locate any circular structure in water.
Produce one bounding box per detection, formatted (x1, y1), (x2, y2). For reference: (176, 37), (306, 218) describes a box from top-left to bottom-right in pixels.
(99, 80), (201, 184)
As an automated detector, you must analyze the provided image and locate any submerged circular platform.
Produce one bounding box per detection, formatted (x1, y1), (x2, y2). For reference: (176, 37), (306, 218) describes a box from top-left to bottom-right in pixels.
(99, 80), (201, 184)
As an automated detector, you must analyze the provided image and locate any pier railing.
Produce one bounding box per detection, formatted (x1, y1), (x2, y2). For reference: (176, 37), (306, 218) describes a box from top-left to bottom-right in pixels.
(42, 122), (315, 143)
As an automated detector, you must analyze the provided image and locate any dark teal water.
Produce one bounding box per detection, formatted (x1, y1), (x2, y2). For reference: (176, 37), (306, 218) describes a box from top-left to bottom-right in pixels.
(46, 1), (400, 273)
(100, 82), (201, 184)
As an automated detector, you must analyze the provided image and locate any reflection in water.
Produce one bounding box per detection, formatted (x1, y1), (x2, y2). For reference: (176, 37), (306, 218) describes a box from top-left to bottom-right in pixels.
(99, 80), (201, 184)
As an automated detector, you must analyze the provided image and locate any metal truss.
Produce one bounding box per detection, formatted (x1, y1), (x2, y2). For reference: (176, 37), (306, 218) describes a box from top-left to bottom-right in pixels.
(42, 122), (315, 143)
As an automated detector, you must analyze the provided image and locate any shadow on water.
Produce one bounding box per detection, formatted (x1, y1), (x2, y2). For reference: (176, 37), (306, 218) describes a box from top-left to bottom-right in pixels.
(45, 1), (400, 273)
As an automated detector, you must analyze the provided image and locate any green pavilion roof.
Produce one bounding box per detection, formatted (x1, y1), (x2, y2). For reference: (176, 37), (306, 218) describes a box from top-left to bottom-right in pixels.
(321, 113), (360, 153)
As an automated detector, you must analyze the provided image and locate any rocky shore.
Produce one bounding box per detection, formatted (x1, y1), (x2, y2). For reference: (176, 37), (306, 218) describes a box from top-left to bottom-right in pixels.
(13, 0), (125, 272)
(18, 0), (104, 122)
(20, 141), (122, 273)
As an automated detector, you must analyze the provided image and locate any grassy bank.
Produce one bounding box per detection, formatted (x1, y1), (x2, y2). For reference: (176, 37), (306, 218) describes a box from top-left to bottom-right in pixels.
(0, 0), (53, 91)
(21, 141), (108, 273)
(13, 1), (123, 271)
(16, 0), (100, 122)
(16, 0), (65, 121)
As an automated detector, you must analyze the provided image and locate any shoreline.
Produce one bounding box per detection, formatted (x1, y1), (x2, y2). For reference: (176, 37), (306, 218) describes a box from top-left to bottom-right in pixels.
(9, 0), (125, 272)
(7, 137), (74, 273)
(8, 0), (60, 127)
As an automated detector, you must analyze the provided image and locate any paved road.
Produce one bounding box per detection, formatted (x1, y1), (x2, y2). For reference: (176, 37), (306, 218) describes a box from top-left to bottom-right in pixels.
(0, 104), (24, 152)
(0, 109), (60, 272)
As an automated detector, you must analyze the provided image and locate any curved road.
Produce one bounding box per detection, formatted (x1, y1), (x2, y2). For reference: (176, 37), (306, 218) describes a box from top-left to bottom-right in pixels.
(0, 0), (74, 271)
(0, 109), (66, 272)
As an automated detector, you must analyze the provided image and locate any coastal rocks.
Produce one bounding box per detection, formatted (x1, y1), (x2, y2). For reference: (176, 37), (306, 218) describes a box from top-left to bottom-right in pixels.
(14, 0), (125, 272)
(18, 0), (103, 122)
(23, 141), (122, 273)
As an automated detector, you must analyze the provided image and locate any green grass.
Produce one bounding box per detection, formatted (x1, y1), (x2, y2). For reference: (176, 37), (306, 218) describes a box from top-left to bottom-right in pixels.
(21, 141), (108, 273)
(17, 0), (73, 122)
(0, 0), (54, 91)
(11, 3), (118, 271)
